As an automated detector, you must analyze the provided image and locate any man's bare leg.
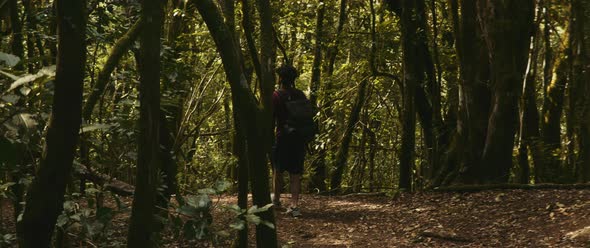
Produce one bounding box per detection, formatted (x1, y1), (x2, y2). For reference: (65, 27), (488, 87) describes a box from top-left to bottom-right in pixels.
(273, 169), (283, 206)
(289, 173), (301, 208)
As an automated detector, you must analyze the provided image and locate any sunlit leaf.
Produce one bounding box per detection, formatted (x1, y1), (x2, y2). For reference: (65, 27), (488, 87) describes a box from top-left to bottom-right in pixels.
(0, 52), (20, 67)
(80, 123), (115, 134)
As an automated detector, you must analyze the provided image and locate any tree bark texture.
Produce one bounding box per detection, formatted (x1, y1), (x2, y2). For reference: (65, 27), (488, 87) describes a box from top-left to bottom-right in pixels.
(126, 0), (163, 246)
(195, 1), (277, 246)
(571, 0), (590, 182)
(398, 0), (423, 190)
(451, 0), (492, 184)
(18, 0), (86, 246)
(478, 0), (535, 183)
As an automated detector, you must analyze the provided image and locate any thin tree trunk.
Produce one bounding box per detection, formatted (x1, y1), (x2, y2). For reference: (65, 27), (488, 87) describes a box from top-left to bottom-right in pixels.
(518, 8), (543, 184)
(326, 0), (347, 76)
(330, 79), (369, 192)
(241, 0), (262, 82)
(398, 0), (423, 190)
(9, 0), (24, 69)
(308, 2), (326, 192)
(540, 28), (570, 183)
(233, 111), (249, 248)
(82, 18), (143, 121)
(17, 0), (86, 246)
(126, 0), (163, 246)
(253, 1), (279, 246)
(23, 0), (36, 73)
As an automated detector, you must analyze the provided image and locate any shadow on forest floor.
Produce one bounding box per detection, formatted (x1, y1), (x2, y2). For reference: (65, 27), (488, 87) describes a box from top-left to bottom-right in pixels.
(1, 189), (589, 247)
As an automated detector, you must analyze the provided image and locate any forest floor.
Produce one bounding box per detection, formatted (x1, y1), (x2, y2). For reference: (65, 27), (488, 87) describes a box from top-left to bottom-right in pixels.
(2, 188), (590, 247)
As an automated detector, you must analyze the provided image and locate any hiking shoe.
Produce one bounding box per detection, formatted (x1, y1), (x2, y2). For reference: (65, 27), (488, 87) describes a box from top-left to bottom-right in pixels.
(286, 207), (302, 217)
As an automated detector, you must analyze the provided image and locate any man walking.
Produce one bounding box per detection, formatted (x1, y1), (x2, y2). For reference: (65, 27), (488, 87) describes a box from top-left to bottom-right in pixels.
(271, 64), (312, 217)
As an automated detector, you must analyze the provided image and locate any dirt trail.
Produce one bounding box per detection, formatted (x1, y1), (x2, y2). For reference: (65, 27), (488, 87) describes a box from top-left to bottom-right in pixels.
(2, 189), (589, 247)
(272, 189), (590, 247)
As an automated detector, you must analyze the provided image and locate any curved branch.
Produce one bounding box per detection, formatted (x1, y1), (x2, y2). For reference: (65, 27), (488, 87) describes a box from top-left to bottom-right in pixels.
(82, 18), (144, 121)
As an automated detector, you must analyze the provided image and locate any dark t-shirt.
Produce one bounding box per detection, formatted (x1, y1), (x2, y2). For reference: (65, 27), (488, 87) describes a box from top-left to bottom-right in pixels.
(272, 87), (307, 174)
(272, 87), (307, 137)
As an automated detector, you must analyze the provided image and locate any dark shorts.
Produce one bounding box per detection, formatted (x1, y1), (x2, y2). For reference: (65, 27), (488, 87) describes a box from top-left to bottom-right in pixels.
(272, 133), (305, 174)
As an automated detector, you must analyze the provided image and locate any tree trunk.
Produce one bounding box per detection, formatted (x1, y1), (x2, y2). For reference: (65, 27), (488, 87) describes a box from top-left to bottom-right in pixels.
(82, 18), (143, 121)
(241, 0), (262, 82)
(17, 0), (86, 246)
(451, 0), (491, 184)
(8, 0), (24, 69)
(330, 79), (368, 192)
(195, 1), (277, 246)
(540, 29), (571, 183)
(478, 0), (535, 183)
(325, 0), (347, 76)
(308, 2), (327, 192)
(253, 1), (279, 246)
(23, 0), (36, 73)
(126, 0), (163, 246)
(398, 0), (424, 191)
(517, 10), (543, 184)
(571, 0), (590, 182)
(233, 112), (249, 248)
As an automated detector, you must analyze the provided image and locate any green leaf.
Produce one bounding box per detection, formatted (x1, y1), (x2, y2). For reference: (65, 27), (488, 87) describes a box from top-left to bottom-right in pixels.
(0, 182), (16, 191)
(223, 204), (244, 214)
(177, 205), (197, 217)
(214, 180), (232, 193)
(0, 52), (20, 67)
(229, 220), (246, 230)
(245, 214), (261, 224)
(80, 123), (115, 134)
(197, 188), (216, 195)
(7, 65), (56, 92)
(247, 203), (273, 214)
(56, 214), (69, 228)
(186, 194), (211, 209)
(261, 220), (275, 229)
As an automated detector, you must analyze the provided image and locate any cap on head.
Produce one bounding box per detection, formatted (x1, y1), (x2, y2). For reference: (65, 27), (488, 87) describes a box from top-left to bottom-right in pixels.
(276, 64), (298, 87)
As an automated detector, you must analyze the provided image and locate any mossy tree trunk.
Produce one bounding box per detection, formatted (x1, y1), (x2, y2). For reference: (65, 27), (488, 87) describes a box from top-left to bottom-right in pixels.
(571, 0), (590, 182)
(540, 27), (571, 183)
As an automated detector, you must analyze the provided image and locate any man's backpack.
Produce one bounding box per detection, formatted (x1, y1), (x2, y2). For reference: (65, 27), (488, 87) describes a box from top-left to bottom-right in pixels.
(278, 90), (318, 143)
